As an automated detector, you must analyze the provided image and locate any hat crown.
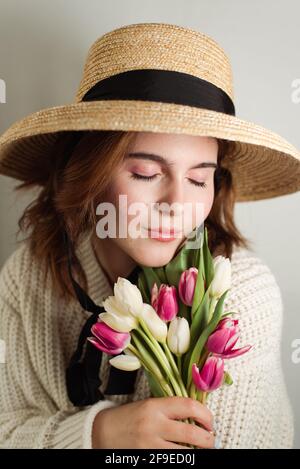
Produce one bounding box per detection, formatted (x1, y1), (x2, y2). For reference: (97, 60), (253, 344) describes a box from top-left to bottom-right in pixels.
(75, 22), (234, 104)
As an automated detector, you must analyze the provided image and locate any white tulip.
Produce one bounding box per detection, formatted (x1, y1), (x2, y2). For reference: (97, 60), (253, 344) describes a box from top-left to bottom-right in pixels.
(210, 255), (231, 298)
(109, 354), (142, 371)
(167, 317), (190, 355)
(123, 347), (136, 357)
(114, 277), (144, 317)
(101, 294), (140, 331)
(140, 303), (168, 343)
(99, 311), (137, 332)
(103, 295), (130, 317)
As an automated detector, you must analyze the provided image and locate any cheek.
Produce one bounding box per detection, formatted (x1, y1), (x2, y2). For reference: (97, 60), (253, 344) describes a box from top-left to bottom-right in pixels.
(105, 177), (153, 233)
(109, 176), (154, 204)
(204, 186), (215, 215)
(189, 187), (215, 227)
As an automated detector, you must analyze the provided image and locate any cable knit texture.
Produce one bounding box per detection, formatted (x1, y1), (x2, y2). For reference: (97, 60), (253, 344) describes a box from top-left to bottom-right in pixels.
(0, 232), (295, 448)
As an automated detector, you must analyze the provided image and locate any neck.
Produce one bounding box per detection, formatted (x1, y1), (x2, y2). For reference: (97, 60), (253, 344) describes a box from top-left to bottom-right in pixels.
(91, 233), (137, 286)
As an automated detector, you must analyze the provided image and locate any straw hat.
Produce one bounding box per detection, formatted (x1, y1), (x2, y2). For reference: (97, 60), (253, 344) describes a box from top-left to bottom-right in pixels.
(0, 21), (299, 201)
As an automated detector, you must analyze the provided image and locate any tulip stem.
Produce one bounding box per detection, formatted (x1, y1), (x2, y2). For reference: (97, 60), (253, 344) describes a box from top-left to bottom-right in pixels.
(208, 296), (217, 323)
(137, 318), (174, 374)
(161, 342), (188, 398)
(194, 390), (207, 405)
(201, 391), (207, 405)
(139, 317), (189, 399)
(129, 336), (173, 397)
(177, 355), (182, 377)
(135, 327), (197, 450)
(189, 381), (197, 400)
(138, 317), (175, 376)
(135, 322), (183, 397)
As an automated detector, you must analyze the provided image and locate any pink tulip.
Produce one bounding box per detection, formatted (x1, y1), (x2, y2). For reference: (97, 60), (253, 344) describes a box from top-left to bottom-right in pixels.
(178, 267), (198, 306)
(206, 317), (252, 359)
(151, 283), (178, 322)
(151, 282), (159, 310)
(192, 356), (224, 392)
(87, 320), (131, 355)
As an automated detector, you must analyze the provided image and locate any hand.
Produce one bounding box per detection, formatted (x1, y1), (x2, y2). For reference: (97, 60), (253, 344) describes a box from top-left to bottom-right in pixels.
(92, 396), (215, 449)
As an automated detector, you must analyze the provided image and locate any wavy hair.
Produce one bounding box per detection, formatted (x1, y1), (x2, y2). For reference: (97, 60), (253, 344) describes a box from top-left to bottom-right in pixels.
(15, 130), (253, 301)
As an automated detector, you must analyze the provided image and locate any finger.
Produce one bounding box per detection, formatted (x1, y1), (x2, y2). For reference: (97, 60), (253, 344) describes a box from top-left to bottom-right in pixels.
(159, 439), (191, 450)
(161, 418), (215, 449)
(159, 396), (213, 431)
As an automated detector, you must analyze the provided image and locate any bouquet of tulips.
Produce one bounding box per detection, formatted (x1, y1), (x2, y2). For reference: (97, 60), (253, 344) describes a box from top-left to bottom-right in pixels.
(88, 225), (252, 441)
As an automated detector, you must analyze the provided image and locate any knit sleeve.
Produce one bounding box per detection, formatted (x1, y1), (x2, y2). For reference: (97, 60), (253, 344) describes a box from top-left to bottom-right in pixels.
(204, 249), (295, 449)
(0, 241), (121, 449)
(0, 294), (118, 449)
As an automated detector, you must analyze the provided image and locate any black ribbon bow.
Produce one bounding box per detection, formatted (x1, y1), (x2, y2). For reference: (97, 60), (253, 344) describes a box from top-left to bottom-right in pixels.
(63, 230), (142, 406)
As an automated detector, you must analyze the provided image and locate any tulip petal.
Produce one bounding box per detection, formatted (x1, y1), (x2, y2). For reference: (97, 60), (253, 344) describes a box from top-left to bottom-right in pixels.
(99, 311), (137, 332)
(178, 268), (198, 306)
(156, 285), (179, 322)
(141, 303), (168, 342)
(114, 277), (144, 317)
(192, 363), (209, 391)
(167, 317), (190, 355)
(109, 354), (142, 371)
(206, 328), (231, 354)
(214, 344), (252, 359)
(200, 357), (215, 384)
(192, 363), (210, 392)
(91, 321), (131, 349)
(103, 296), (131, 318)
(210, 357), (225, 390)
(211, 256), (231, 298)
(224, 332), (240, 352)
(87, 337), (124, 355)
(192, 357), (225, 392)
(151, 282), (159, 310)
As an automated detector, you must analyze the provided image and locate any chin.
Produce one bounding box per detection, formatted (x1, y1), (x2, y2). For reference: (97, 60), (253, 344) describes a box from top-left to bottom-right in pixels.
(132, 239), (182, 267)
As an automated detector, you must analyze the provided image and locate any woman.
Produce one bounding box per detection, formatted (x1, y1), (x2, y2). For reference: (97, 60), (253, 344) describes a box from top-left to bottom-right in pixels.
(0, 22), (298, 449)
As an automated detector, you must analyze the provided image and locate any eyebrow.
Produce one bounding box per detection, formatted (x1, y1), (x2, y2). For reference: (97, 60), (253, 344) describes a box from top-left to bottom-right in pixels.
(126, 152), (218, 170)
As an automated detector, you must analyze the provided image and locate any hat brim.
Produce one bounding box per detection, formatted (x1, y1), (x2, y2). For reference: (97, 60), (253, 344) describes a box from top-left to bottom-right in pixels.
(0, 99), (299, 202)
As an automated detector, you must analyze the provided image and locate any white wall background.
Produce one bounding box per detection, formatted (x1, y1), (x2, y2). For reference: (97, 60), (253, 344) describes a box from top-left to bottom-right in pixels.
(0, 0), (299, 448)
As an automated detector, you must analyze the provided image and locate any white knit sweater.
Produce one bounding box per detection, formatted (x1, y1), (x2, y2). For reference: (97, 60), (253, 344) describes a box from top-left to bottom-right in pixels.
(0, 232), (295, 449)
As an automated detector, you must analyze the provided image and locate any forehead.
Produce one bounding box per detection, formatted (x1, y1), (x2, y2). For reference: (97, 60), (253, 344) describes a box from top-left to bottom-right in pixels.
(127, 132), (218, 165)
(130, 131), (217, 148)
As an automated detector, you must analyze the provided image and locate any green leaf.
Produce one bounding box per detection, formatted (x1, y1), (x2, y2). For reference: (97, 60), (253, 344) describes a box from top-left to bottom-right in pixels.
(164, 227), (201, 286)
(131, 331), (169, 381)
(138, 271), (150, 303)
(190, 288), (210, 348)
(154, 267), (168, 284)
(221, 311), (237, 319)
(178, 301), (190, 323)
(203, 226), (214, 288)
(223, 371), (233, 386)
(138, 266), (162, 299)
(190, 242), (205, 317)
(186, 289), (229, 389)
(144, 368), (168, 397)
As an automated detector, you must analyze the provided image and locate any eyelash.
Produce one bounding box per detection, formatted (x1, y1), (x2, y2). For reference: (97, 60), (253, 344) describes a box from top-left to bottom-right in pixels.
(130, 173), (207, 188)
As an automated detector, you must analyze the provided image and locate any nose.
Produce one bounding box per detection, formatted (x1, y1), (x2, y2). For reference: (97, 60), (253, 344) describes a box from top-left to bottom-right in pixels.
(155, 175), (185, 219)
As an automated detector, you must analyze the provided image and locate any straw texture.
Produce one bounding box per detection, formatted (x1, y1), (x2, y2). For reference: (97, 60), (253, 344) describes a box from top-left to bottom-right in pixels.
(0, 22), (299, 202)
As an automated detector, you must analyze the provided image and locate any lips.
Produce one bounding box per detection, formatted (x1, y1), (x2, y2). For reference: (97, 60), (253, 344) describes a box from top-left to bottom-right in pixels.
(149, 228), (181, 236)
(146, 227), (182, 240)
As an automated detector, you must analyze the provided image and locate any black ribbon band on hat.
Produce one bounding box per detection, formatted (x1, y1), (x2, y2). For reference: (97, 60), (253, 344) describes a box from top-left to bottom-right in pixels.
(63, 230), (141, 406)
(81, 68), (235, 116)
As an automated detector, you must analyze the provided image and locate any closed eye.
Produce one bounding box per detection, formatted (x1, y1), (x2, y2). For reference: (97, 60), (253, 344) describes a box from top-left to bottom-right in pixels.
(130, 173), (207, 188)
(130, 173), (158, 182)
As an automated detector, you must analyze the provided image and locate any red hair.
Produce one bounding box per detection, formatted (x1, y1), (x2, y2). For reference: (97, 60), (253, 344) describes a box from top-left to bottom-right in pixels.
(15, 130), (253, 302)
